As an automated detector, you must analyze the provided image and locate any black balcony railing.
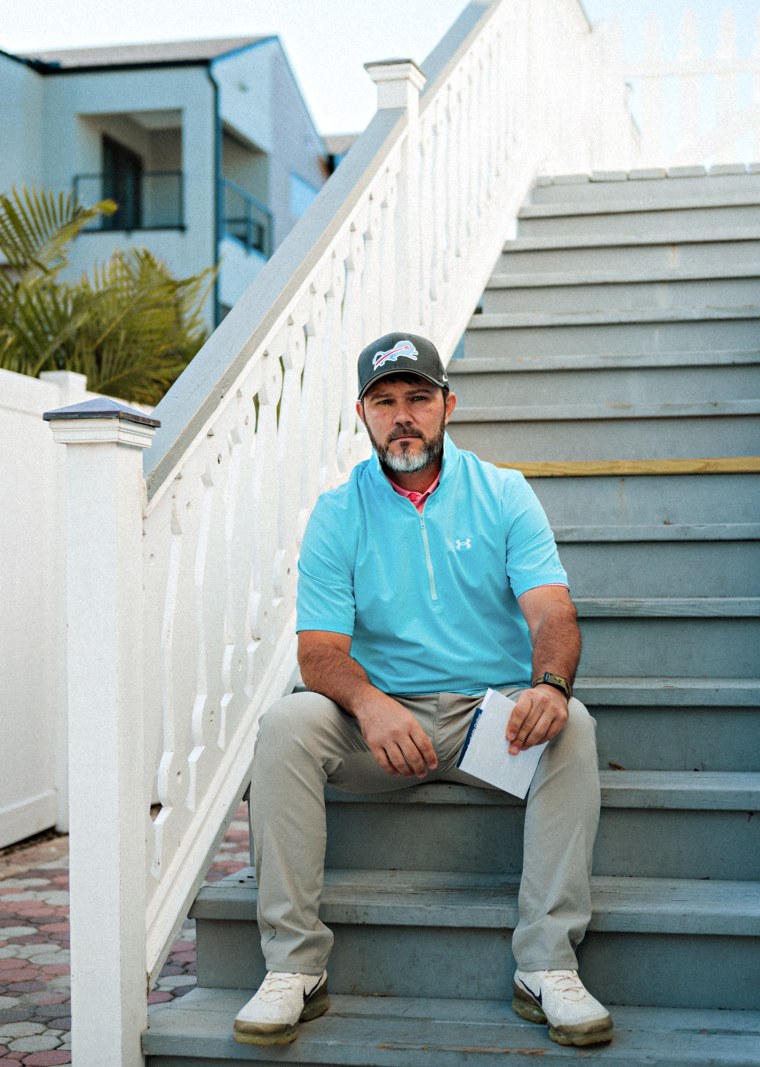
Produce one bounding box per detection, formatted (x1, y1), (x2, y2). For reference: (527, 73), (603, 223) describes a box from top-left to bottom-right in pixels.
(73, 171), (184, 231)
(222, 178), (272, 257)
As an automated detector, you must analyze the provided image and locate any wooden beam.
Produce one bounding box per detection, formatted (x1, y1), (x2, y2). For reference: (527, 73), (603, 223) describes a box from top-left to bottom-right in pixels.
(497, 457), (760, 478)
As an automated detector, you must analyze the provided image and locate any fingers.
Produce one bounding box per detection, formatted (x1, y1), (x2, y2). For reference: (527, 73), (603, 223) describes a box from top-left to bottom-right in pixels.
(361, 704), (438, 778)
(506, 688), (568, 754)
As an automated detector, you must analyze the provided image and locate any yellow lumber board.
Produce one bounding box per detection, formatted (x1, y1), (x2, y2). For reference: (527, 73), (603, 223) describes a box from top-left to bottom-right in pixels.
(497, 457), (760, 478)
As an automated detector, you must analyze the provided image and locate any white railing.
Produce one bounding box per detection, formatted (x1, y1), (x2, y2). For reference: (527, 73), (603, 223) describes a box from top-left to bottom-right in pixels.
(601, 5), (760, 166)
(47, 2), (637, 1063)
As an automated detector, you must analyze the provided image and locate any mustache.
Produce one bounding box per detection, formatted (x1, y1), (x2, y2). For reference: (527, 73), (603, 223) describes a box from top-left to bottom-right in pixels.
(388, 425), (423, 442)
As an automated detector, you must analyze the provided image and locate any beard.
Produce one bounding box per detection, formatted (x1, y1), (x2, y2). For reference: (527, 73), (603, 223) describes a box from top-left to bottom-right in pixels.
(367, 417), (446, 475)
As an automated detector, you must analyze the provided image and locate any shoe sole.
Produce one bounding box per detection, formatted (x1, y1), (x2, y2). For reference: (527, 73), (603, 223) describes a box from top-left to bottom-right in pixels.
(233, 982), (330, 1046)
(512, 987), (613, 1048)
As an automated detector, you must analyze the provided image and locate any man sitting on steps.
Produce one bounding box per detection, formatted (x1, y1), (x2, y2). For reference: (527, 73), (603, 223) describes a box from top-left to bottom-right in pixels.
(233, 331), (614, 1049)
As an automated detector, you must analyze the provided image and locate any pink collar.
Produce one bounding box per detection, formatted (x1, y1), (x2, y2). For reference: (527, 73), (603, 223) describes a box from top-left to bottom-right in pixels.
(386, 472), (441, 512)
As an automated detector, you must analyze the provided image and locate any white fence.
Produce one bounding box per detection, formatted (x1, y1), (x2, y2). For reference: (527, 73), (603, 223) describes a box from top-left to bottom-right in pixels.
(601, 5), (760, 166)
(0, 370), (94, 848)
(47, 1), (639, 1063)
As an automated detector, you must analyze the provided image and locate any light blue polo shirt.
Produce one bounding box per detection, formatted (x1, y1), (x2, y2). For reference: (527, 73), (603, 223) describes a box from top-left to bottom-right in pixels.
(296, 434), (568, 695)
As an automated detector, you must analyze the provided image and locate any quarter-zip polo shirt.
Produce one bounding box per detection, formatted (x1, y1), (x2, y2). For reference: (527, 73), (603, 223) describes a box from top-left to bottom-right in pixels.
(296, 434), (568, 696)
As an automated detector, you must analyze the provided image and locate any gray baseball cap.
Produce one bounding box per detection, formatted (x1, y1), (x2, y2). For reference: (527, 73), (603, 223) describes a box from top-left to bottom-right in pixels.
(357, 331), (448, 400)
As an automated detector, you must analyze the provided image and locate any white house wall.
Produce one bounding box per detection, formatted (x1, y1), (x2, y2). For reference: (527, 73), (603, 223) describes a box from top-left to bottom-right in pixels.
(39, 65), (216, 304)
(216, 40), (327, 248)
(0, 52), (44, 192)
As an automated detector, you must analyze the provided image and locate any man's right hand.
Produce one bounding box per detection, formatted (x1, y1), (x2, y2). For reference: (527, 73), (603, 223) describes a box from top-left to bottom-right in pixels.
(298, 629), (438, 778)
(355, 697), (438, 778)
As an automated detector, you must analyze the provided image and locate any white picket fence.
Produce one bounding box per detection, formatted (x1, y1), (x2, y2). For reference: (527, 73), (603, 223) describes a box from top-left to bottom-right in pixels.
(601, 5), (760, 166)
(46, 1), (640, 1063)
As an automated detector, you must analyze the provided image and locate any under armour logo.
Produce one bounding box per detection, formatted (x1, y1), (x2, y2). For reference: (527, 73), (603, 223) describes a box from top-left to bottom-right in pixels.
(372, 339), (418, 370)
(455, 538), (472, 550)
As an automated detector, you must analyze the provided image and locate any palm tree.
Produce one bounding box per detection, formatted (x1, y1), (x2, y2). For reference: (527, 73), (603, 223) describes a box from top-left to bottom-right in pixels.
(0, 187), (216, 405)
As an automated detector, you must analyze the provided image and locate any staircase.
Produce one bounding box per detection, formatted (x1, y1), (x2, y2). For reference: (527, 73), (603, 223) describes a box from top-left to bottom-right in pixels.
(143, 169), (760, 1064)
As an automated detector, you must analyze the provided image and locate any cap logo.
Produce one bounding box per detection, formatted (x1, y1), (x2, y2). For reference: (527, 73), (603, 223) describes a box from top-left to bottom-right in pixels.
(372, 339), (418, 370)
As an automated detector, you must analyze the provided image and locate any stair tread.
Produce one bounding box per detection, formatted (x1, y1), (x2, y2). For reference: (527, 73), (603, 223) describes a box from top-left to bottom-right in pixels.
(486, 264), (760, 288)
(518, 193), (760, 218)
(574, 676), (759, 705)
(504, 228), (760, 252)
(574, 596), (759, 616)
(144, 989), (760, 1065)
(450, 399), (760, 421)
(448, 350), (760, 373)
(467, 306), (760, 328)
(193, 869), (760, 936)
(554, 522), (760, 542)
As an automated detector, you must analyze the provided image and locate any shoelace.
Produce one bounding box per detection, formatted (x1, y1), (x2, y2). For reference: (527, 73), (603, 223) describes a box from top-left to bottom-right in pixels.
(256, 973), (303, 1003)
(544, 970), (588, 1002)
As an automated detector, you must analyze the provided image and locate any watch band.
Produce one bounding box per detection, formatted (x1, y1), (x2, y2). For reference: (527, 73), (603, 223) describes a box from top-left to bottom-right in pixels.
(532, 672), (572, 699)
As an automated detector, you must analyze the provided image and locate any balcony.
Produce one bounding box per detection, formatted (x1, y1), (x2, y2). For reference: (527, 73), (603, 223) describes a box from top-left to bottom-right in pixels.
(73, 171), (184, 231)
(222, 178), (272, 258)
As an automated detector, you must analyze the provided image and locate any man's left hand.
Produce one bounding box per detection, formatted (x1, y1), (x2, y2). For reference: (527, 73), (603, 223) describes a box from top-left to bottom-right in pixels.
(506, 685), (569, 755)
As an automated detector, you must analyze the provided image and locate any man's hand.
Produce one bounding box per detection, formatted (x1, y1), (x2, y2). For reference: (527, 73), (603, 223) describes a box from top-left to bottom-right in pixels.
(297, 629), (437, 778)
(355, 697), (438, 778)
(506, 684), (569, 755)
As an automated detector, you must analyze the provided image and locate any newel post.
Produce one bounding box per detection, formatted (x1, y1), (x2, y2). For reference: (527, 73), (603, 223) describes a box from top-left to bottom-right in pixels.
(365, 58), (427, 331)
(44, 398), (160, 1067)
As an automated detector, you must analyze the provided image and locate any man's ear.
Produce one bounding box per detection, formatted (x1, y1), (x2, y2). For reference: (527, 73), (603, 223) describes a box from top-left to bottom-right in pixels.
(356, 400), (366, 426)
(444, 391), (457, 425)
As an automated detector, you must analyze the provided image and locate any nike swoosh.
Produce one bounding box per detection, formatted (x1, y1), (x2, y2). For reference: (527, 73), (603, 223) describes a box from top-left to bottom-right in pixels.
(520, 979), (542, 1006)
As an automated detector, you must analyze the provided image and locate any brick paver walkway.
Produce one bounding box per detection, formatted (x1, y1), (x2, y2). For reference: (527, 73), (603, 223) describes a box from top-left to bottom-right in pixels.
(0, 805), (251, 1063)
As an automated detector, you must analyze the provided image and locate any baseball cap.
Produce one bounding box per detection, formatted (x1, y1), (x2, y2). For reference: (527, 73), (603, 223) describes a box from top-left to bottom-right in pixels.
(357, 331), (448, 400)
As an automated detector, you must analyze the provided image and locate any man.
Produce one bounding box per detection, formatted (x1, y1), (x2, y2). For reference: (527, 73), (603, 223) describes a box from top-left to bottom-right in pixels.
(233, 332), (613, 1049)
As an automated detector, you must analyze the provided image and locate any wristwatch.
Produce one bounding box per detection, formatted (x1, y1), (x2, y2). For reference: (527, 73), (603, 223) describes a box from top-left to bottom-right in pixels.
(532, 672), (572, 700)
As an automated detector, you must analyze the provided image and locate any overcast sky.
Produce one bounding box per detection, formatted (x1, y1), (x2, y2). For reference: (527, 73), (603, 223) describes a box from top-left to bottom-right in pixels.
(1, 0), (758, 134)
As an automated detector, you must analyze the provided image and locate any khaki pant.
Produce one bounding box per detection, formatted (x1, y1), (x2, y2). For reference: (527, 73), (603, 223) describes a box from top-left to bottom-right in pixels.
(250, 688), (600, 976)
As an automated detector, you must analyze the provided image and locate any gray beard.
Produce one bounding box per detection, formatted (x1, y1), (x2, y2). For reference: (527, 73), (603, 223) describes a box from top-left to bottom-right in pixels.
(368, 425), (445, 475)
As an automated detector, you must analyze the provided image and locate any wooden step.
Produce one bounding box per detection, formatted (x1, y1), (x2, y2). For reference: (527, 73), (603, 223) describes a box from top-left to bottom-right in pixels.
(144, 989), (760, 1066)
(144, 990), (760, 1066)
(190, 868), (760, 1008)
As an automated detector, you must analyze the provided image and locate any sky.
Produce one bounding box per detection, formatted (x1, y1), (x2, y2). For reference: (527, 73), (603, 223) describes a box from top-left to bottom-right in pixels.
(1, 0), (758, 134)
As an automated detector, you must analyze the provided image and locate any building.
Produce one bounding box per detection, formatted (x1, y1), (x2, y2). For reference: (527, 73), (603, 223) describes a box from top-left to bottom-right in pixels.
(0, 36), (329, 322)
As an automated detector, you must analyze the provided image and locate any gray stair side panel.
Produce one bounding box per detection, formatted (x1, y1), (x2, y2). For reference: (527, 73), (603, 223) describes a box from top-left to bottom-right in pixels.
(464, 315), (760, 358)
(559, 541), (760, 598)
(517, 204), (760, 239)
(577, 618), (758, 678)
(448, 413), (758, 463)
(497, 237), (760, 276)
(527, 474), (760, 529)
(528, 172), (760, 206)
(446, 363), (760, 410)
(481, 276), (760, 316)
(593, 706), (760, 772)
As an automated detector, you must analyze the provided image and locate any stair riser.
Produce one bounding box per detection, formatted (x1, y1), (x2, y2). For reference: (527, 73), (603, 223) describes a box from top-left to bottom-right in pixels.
(530, 174), (760, 205)
(559, 541), (760, 598)
(449, 414), (756, 463)
(578, 618), (758, 678)
(464, 317), (760, 358)
(482, 277), (760, 316)
(498, 238), (760, 276)
(195, 918), (759, 1009)
(447, 364), (759, 409)
(323, 804), (759, 880)
(518, 205), (760, 239)
(592, 707), (760, 773)
(529, 474), (760, 530)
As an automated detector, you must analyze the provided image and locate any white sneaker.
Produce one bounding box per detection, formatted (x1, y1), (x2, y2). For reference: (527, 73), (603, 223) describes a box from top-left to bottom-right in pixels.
(233, 969), (329, 1045)
(513, 968), (613, 1047)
